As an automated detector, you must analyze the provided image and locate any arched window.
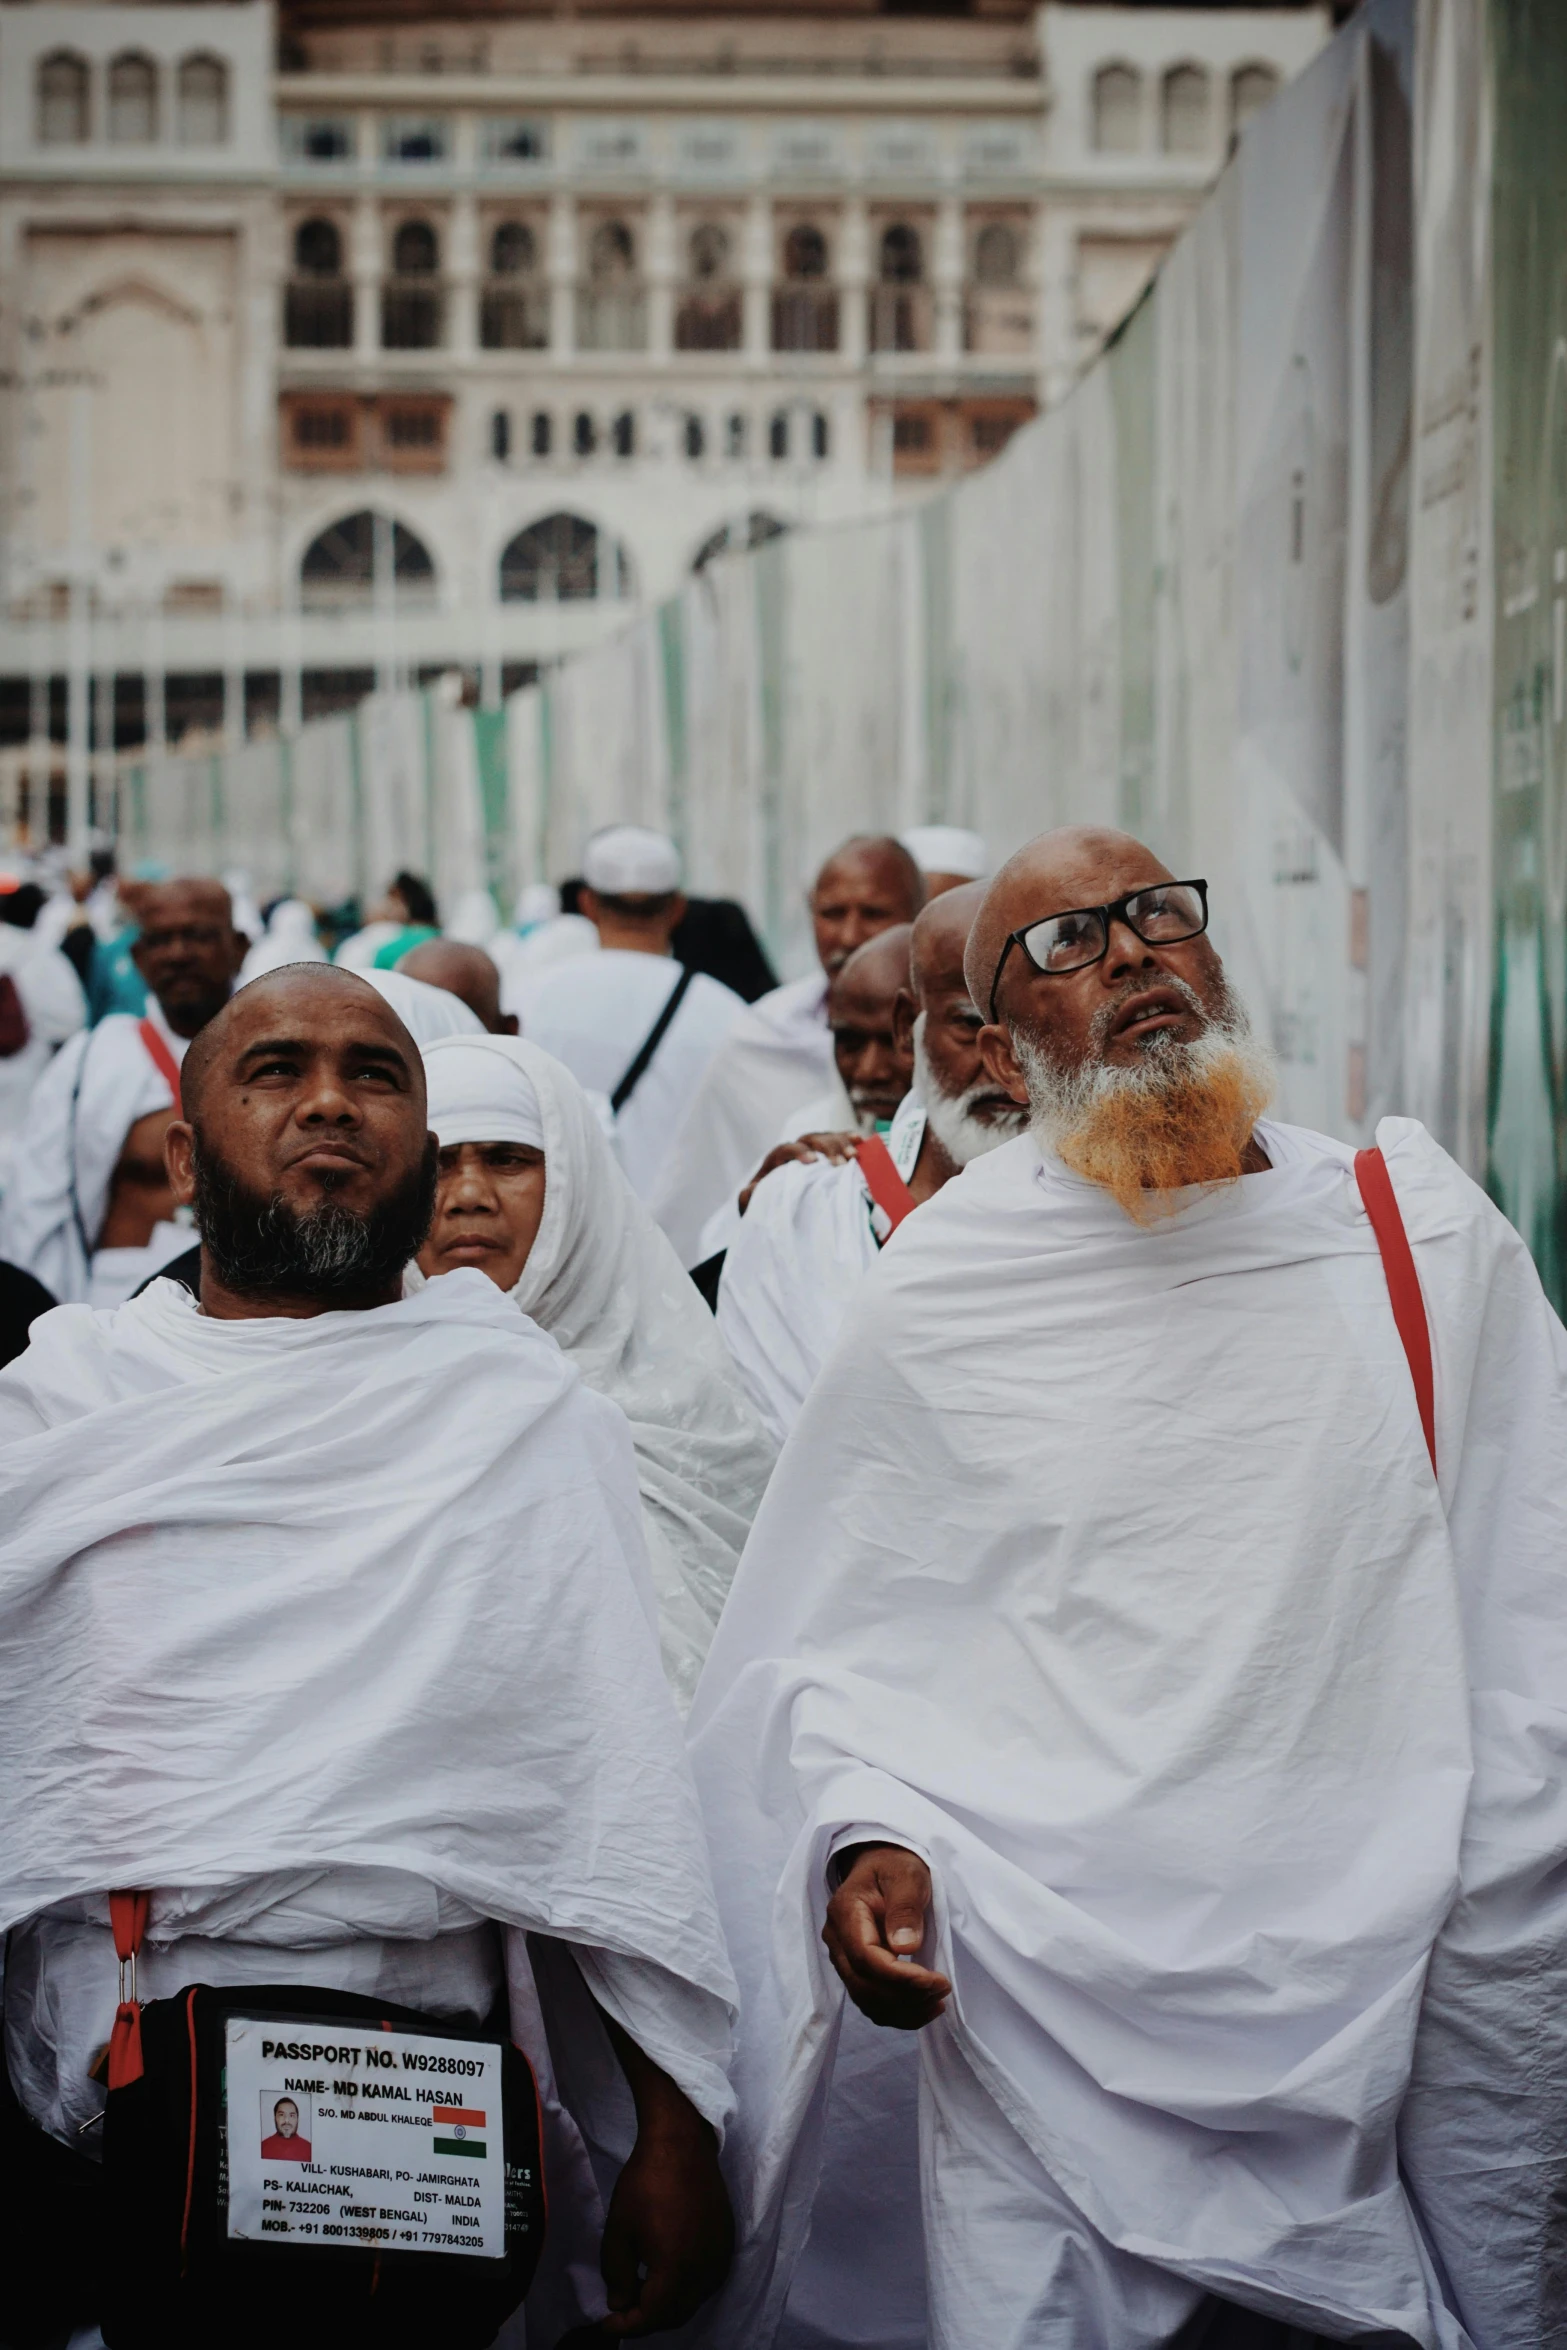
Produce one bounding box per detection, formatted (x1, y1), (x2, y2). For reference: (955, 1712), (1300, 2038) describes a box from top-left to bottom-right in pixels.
(783, 223), (828, 280)
(692, 513), (787, 572)
(689, 222), (729, 281)
(491, 220), (537, 275)
(294, 217), (342, 277)
(588, 220), (636, 282)
(37, 52), (89, 145)
(108, 54), (157, 144)
(879, 224), (923, 284)
(1230, 63), (1280, 137)
(498, 513), (632, 603)
(299, 511), (436, 609)
(1161, 64), (1211, 155)
(974, 221), (1021, 287)
(393, 219), (440, 275)
(1092, 63), (1143, 154)
(177, 54), (228, 145)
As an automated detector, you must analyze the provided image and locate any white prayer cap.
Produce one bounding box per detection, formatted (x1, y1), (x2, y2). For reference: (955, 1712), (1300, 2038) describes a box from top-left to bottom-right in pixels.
(581, 825), (682, 898)
(514, 882), (559, 930)
(445, 888), (500, 947)
(901, 825), (989, 881)
(423, 1036), (545, 1152)
(359, 967), (485, 1045)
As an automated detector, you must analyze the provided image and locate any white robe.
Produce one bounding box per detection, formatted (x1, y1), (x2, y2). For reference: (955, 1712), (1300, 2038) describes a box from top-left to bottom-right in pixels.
(689, 1117), (1567, 2350)
(414, 1035), (777, 1709)
(515, 950), (747, 1204)
(717, 1095), (926, 1447)
(0, 1270), (737, 2334)
(0, 1001), (187, 1306)
(0, 922), (86, 1199)
(652, 973), (843, 1268)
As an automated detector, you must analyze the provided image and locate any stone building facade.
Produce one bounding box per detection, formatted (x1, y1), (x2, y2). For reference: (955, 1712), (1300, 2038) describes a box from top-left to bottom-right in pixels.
(0, 0), (1328, 837)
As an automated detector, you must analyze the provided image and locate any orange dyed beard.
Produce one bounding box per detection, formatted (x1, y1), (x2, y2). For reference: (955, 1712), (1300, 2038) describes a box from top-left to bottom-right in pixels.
(1052, 1045), (1273, 1220)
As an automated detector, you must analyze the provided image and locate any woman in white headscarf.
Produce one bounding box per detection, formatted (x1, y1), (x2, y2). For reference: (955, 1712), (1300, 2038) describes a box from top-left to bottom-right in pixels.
(414, 1034), (776, 1707)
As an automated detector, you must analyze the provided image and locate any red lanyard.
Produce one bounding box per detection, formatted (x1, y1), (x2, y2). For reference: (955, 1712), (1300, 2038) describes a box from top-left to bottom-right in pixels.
(855, 1134), (916, 1235)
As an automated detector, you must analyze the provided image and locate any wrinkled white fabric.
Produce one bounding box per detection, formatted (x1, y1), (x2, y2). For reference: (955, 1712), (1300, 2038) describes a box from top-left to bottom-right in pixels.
(717, 1094), (926, 1446)
(515, 951), (747, 1203)
(693, 1079), (861, 1269)
(238, 900), (326, 981)
(653, 973), (842, 1268)
(416, 1037), (776, 1708)
(0, 1271), (738, 2150)
(0, 1001), (186, 1305)
(85, 1218), (194, 1312)
(357, 965), (485, 1043)
(0, 922), (86, 1197)
(691, 1116), (1567, 2348)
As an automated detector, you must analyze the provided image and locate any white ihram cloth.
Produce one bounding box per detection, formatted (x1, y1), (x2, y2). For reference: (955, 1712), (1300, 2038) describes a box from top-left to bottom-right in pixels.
(689, 1115), (1567, 2350)
(692, 1083), (862, 1271)
(0, 1271), (737, 2331)
(0, 999), (187, 1306)
(717, 1094), (926, 1446)
(0, 922), (86, 1198)
(357, 965), (485, 1044)
(516, 949), (746, 1203)
(416, 1036), (776, 1709)
(652, 973), (845, 1268)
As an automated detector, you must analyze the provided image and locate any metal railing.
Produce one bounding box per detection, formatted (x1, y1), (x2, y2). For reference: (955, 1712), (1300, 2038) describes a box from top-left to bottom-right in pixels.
(771, 288), (839, 355)
(480, 285), (550, 351)
(284, 280), (354, 350)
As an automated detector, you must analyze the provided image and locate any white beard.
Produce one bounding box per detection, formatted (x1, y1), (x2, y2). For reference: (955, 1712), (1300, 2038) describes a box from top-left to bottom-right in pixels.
(913, 1017), (1029, 1167)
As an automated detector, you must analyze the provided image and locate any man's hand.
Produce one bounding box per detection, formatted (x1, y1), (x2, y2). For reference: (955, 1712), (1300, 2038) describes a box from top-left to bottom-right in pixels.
(585, 2007), (735, 2339)
(822, 1845), (951, 2030)
(737, 1130), (860, 1216)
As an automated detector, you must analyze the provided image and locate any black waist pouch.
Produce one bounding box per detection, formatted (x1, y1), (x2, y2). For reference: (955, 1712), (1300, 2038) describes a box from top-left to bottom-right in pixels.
(101, 1981), (545, 2350)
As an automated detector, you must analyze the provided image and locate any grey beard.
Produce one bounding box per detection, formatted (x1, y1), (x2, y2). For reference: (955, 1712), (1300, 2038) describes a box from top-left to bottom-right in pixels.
(190, 1131), (437, 1303)
(912, 1017), (1028, 1166)
(1013, 977), (1276, 1153)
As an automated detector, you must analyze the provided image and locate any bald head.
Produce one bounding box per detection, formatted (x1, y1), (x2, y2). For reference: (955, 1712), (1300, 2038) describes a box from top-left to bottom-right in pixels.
(910, 878), (986, 1008)
(965, 828), (1186, 1027)
(828, 922), (914, 1128)
(131, 875), (247, 1039)
(167, 964), (437, 1315)
(398, 939), (516, 1035)
(809, 835), (924, 978)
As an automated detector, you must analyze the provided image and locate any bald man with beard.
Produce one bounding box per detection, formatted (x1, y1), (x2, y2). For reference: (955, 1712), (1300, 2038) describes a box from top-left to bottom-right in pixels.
(689, 826), (1567, 2350)
(0, 965), (737, 2348)
(718, 893), (1025, 1445)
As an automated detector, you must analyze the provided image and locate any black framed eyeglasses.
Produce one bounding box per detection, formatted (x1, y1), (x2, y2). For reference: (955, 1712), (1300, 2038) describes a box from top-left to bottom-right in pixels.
(987, 879), (1209, 1021)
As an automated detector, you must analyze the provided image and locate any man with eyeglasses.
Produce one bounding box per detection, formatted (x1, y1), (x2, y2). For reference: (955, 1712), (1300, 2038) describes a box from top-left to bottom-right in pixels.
(690, 825), (1567, 2350)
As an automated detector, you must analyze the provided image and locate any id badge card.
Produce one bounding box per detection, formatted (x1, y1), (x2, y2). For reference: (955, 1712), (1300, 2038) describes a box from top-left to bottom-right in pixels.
(224, 2015), (506, 2259)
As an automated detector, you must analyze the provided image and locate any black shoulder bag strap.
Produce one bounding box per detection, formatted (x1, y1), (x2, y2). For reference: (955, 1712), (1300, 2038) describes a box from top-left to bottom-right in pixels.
(611, 965), (695, 1115)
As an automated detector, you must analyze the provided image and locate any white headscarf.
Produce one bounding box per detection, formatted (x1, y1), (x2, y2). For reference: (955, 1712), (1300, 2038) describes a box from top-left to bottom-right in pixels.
(359, 967), (485, 1044)
(419, 1035), (777, 1707)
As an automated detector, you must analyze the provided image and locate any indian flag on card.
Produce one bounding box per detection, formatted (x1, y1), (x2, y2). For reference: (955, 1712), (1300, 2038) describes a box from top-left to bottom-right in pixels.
(431, 2104), (487, 2158)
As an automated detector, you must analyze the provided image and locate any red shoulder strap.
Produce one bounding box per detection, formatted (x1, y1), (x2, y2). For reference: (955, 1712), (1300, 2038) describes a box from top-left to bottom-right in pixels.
(855, 1134), (916, 1236)
(1354, 1146), (1436, 1478)
(137, 1018), (182, 1115)
(107, 1889), (149, 2088)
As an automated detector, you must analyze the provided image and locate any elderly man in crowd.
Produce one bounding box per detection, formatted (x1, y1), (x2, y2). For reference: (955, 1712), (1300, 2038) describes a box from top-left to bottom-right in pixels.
(654, 836), (925, 1267)
(0, 963), (736, 2348)
(719, 888), (1025, 1441)
(0, 877), (246, 1306)
(690, 824), (1567, 2350)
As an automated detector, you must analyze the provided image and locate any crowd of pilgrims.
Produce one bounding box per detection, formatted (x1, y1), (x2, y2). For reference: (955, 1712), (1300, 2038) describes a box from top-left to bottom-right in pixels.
(0, 814), (1564, 2350)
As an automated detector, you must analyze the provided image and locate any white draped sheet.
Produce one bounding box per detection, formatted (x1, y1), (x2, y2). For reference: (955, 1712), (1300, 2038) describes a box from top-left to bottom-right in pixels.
(416, 1036), (777, 1708)
(651, 973), (842, 1268)
(688, 1117), (1567, 2348)
(0, 1272), (738, 2150)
